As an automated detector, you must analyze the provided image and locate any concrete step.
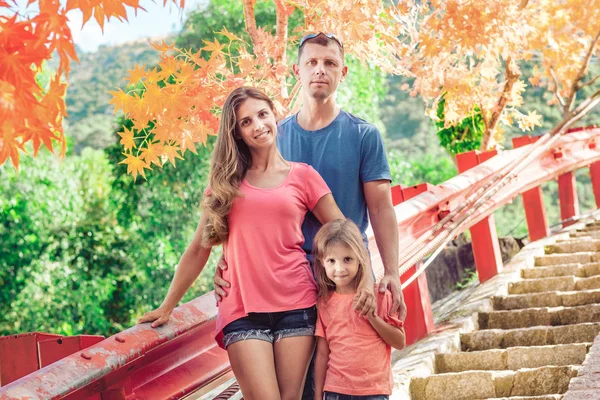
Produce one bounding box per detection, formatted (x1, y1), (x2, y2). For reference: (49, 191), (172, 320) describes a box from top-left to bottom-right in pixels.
(478, 304), (600, 330)
(487, 394), (564, 400)
(461, 323), (600, 351)
(534, 253), (599, 267)
(571, 230), (600, 238)
(486, 396), (563, 400)
(405, 223), (600, 400)
(435, 344), (587, 373)
(410, 365), (578, 400)
(521, 263), (600, 279)
(545, 241), (600, 254)
(493, 289), (600, 310)
(507, 275), (600, 295)
(577, 224), (600, 232)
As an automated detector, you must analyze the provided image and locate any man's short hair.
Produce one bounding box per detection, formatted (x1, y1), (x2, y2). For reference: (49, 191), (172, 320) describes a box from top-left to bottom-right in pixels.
(297, 33), (345, 63)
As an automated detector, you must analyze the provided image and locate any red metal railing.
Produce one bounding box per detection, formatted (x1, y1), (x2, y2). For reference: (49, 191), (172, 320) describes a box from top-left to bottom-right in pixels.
(2, 127), (600, 399)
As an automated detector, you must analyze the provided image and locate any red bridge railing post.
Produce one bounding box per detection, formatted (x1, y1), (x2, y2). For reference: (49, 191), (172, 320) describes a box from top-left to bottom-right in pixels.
(512, 136), (550, 241)
(393, 184), (435, 345)
(558, 171), (579, 227)
(590, 161), (600, 209)
(456, 150), (503, 283)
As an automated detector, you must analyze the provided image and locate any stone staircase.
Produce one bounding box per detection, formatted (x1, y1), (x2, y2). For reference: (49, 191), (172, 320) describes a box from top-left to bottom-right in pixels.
(408, 221), (600, 400)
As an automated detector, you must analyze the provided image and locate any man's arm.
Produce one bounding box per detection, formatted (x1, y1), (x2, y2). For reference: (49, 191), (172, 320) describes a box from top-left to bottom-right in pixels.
(364, 179), (406, 319)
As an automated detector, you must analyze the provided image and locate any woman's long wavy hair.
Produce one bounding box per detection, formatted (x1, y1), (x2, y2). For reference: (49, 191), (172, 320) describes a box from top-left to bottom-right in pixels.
(202, 87), (276, 246)
(313, 219), (369, 300)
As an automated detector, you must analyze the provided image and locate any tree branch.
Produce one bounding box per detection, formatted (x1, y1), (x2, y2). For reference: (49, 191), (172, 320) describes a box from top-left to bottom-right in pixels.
(550, 67), (567, 110)
(243, 0), (261, 51)
(273, 0), (290, 98)
(284, 81), (302, 111)
(551, 86), (600, 135)
(481, 57), (521, 150)
(581, 73), (600, 90)
(273, 0), (289, 65)
(519, 0), (530, 9)
(572, 86), (600, 116)
(564, 29), (600, 113)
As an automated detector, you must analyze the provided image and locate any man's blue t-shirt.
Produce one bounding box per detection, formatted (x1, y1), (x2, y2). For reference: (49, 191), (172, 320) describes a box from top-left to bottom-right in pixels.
(277, 110), (392, 254)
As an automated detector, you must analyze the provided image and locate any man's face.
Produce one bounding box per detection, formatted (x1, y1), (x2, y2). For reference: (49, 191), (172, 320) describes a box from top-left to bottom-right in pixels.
(293, 42), (347, 100)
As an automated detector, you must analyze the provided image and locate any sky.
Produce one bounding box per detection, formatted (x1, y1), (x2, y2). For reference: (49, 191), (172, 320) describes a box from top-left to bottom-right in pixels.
(67, 0), (208, 52)
(4, 0), (207, 53)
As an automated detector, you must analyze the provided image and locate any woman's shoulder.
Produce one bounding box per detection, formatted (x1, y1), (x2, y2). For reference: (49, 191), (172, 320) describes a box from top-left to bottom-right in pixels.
(290, 161), (322, 176)
(288, 161), (313, 178)
(290, 161), (310, 170)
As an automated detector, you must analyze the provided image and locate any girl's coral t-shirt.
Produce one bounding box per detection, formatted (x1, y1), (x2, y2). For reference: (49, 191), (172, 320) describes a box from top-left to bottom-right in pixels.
(315, 290), (404, 396)
(213, 162), (331, 348)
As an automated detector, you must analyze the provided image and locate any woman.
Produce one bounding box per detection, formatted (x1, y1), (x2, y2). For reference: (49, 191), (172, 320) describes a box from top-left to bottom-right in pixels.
(138, 87), (344, 400)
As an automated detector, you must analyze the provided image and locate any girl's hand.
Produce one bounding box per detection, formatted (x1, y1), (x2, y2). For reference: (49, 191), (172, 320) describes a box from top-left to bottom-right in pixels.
(138, 306), (174, 328)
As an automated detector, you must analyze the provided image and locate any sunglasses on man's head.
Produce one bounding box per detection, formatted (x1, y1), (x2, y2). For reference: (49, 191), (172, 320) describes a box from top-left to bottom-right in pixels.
(299, 33), (344, 49)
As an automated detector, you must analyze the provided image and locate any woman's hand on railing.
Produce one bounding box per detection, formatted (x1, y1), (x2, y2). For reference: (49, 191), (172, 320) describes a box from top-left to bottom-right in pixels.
(138, 306), (174, 328)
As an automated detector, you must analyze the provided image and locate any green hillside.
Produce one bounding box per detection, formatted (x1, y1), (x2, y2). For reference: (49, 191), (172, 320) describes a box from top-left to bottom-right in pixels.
(57, 39), (167, 154)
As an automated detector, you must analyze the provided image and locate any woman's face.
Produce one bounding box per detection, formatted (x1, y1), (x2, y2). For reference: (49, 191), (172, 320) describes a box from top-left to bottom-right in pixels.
(235, 98), (277, 150)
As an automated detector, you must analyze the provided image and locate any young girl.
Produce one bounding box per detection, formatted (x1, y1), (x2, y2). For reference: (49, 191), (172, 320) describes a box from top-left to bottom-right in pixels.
(138, 87), (352, 400)
(313, 219), (406, 400)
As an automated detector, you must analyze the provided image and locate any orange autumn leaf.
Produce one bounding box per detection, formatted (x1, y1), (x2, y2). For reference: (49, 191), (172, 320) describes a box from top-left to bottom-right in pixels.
(161, 144), (184, 167)
(0, 121), (26, 169)
(217, 27), (243, 42)
(108, 88), (132, 114)
(119, 153), (150, 180)
(126, 64), (147, 86)
(140, 141), (163, 166)
(118, 127), (136, 151)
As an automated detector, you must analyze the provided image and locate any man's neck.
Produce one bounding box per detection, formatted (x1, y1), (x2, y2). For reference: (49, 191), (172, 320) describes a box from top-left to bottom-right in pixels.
(296, 96), (340, 131)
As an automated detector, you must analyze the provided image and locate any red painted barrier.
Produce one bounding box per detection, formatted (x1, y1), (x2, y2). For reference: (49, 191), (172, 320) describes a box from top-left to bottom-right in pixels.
(456, 150), (503, 283)
(512, 136), (550, 241)
(559, 171), (579, 227)
(394, 184), (435, 345)
(0, 333), (104, 387)
(3, 127), (600, 399)
(590, 161), (600, 209)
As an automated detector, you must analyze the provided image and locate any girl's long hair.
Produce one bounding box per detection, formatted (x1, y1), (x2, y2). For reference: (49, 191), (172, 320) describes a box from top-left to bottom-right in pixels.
(202, 87), (276, 246)
(313, 219), (369, 299)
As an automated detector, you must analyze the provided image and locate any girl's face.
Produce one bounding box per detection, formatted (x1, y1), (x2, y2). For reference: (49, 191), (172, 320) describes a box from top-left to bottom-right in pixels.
(236, 98), (277, 150)
(322, 243), (359, 294)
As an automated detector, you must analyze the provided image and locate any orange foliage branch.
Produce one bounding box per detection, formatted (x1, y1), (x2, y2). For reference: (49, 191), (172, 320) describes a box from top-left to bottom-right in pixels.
(0, 0), (182, 169)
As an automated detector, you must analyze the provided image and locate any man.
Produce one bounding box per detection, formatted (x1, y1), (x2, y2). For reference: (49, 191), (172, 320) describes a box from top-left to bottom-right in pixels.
(281, 32), (405, 315)
(214, 32), (406, 397)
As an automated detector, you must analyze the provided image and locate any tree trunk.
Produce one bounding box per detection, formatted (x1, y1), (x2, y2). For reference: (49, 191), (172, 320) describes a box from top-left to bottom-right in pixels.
(274, 0), (289, 98)
(480, 57), (520, 150)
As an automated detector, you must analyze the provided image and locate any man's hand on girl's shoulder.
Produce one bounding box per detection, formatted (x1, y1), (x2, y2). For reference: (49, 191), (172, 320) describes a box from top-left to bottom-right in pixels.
(352, 283), (376, 316)
(379, 273), (407, 320)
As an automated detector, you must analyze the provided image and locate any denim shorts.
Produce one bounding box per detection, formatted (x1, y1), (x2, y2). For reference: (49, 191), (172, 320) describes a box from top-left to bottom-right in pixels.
(323, 393), (389, 400)
(222, 306), (317, 348)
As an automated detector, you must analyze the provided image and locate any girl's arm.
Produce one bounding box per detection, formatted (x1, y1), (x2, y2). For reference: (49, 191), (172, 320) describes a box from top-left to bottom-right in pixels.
(314, 337), (330, 400)
(138, 212), (213, 327)
(367, 313), (406, 350)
